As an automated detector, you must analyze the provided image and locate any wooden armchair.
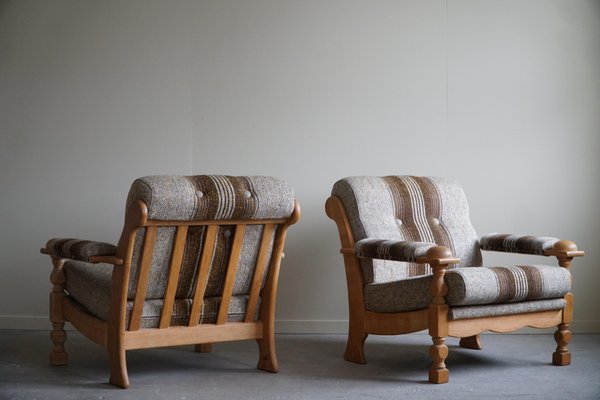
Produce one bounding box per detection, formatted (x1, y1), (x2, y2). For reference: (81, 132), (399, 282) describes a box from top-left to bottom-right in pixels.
(41, 175), (300, 388)
(325, 176), (583, 383)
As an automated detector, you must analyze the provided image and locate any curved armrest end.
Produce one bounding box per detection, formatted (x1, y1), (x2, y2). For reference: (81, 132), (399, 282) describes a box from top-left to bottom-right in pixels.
(545, 240), (585, 258)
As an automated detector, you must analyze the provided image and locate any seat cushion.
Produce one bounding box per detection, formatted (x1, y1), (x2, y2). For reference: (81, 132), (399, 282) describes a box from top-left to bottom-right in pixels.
(64, 260), (251, 328)
(364, 264), (570, 313)
(444, 265), (571, 306)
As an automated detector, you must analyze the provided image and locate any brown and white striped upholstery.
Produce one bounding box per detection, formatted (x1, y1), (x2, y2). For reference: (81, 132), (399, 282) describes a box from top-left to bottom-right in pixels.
(480, 233), (560, 255)
(332, 176), (570, 319)
(45, 238), (116, 262)
(63, 175), (295, 328)
(332, 176), (482, 283)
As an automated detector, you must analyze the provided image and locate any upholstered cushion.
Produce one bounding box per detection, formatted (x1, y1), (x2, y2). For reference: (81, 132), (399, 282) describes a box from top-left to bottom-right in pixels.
(364, 265), (570, 313)
(124, 175), (292, 301)
(448, 298), (566, 320)
(127, 175), (295, 221)
(355, 239), (437, 263)
(332, 176), (482, 284)
(445, 265), (571, 306)
(364, 275), (433, 313)
(44, 238), (116, 262)
(64, 260), (252, 328)
(480, 233), (560, 255)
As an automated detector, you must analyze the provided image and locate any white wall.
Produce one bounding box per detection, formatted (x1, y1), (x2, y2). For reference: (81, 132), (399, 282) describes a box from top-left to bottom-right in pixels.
(1, 0), (598, 332)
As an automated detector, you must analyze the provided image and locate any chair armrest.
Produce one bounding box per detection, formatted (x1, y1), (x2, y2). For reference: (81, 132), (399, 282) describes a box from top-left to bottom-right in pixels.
(354, 239), (460, 265)
(480, 233), (562, 255)
(41, 238), (121, 264)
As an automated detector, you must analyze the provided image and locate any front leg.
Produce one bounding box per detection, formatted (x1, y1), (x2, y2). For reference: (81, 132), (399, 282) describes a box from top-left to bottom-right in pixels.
(49, 257), (68, 365)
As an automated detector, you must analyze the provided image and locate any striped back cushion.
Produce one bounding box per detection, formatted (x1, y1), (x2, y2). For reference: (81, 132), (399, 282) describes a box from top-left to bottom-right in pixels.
(125, 175), (295, 300)
(332, 176), (482, 283)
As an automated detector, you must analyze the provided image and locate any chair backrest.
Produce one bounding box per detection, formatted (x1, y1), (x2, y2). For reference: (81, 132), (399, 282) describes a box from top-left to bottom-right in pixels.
(114, 175), (298, 330)
(331, 176), (481, 284)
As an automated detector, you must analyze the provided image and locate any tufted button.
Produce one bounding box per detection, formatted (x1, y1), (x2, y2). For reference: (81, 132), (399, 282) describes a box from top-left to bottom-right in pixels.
(433, 218), (440, 225)
(396, 219), (402, 226)
(223, 229), (231, 238)
(243, 190), (252, 198)
(196, 191), (204, 198)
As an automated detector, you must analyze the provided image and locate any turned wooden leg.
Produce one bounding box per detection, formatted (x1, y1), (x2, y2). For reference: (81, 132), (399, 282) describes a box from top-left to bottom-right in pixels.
(195, 343), (213, 353)
(429, 336), (449, 384)
(344, 328), (367, 364)
(108, 345), (129, 389)
(552, 323), (572, 366)
(49, 258), (68, 365)
(459, 334), (482, 350)
(256, 336), (278, 372)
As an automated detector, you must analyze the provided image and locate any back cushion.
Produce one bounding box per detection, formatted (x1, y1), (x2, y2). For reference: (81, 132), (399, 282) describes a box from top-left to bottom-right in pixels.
(124, 175), (295, 300)
(332, 176), (481, 283)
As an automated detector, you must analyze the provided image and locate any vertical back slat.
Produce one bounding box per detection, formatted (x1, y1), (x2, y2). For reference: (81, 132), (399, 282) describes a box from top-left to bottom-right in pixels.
(128, 226), (158, 331)
(188, 225), (219, 326)
(216, 225), (247, 325)
(244, 224), (275, 322)
(159, 226), (188, 329)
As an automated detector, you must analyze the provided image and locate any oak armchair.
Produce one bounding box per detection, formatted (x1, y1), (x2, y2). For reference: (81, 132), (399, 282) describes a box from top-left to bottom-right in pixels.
(41, 175), (300, 388)
(325, 176), (583, 383)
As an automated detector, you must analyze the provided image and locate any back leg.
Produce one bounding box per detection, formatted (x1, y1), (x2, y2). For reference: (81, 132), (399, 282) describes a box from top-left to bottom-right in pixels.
(459, 334), (482, 350)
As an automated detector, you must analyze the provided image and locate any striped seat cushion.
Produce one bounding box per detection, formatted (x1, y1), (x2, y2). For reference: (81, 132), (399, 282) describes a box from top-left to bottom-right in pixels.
(444, 265), (571, 305)
(364, 265), (570, 313)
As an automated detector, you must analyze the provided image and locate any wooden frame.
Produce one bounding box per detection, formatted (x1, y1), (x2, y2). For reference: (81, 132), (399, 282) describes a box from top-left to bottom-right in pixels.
(325, 195), (583, 384)
(42, 199), (300, 388)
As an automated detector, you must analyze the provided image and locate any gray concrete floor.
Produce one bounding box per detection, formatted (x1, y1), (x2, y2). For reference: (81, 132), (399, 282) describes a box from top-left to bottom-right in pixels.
(1, 330), (599, 400)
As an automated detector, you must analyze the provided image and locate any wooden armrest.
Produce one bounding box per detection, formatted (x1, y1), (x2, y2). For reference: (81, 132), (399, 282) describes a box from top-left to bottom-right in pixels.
(416, 246), (460, 266)
(544, 240), (585, 258)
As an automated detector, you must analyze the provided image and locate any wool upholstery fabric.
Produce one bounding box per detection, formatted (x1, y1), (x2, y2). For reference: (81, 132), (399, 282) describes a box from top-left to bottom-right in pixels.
(332, 176), (481, 283)
(63, 261), (249, 328)
(355, 239), (437, 263)
(480, 233), (560, 255)
(364, 265), (571, 314)
(62, 175), (295, 328)
(127, 175), (294, 221)
(334, 176), (570, 319)
(45, 238), (117, 262)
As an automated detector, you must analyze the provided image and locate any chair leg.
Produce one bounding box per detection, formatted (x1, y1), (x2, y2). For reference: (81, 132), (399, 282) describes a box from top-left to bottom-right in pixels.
(195, 343), (213, 353)
(108, 346), (129, 389)
(344, 328), (367, 364)
(459, 334), (482, 350)
(256, 336), (278, 373)
(552, 323), (572, 366)
(49, 258), (68, 365)
(429, 336), (449, 384)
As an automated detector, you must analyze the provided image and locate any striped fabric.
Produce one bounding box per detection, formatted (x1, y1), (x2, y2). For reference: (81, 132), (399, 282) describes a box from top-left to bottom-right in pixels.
(56, 175), (295, 328)
(63, 260), (250, 328)
(355, 239), (437, 263)
(332, 176), (481, 283)
(45, 238), (116, 262)
(444, 265), (571, 306)
(124, 175), (293, 301)
(480, 233), (560, 255)
(127, 175), (295, 221)
(364, 264), (570, 314)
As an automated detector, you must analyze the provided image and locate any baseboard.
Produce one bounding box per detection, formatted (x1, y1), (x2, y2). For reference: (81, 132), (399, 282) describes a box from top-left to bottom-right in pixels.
(3, 316), (599, 334)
